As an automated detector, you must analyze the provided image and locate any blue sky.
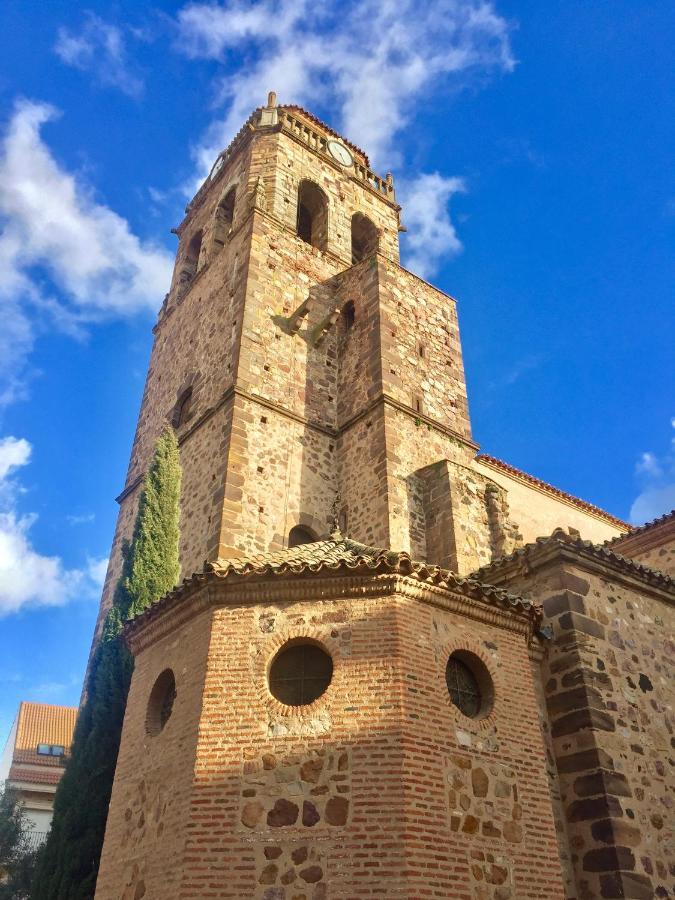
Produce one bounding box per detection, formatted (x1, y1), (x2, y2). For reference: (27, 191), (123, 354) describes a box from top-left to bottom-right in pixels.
(0, 0), (673, 746)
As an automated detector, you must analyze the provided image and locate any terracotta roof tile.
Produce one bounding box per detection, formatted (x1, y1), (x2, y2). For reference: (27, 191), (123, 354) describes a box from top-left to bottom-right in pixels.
(13, 702), (77, 767)
(126, 537), (541, 638)
(473, 528), (675, 597)
(476, 454), (630, 530)
(607, 508), (675, 546)
(8, 765), (63, 786)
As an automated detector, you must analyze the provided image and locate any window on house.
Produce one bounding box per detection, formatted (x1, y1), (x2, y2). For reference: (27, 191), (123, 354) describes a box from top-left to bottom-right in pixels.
(296, 180), (328, 250)
(445, 651), (493, 719)
(269, 641), (333, 706)
(173, 387), (193, 428)
(288, 524), (318, 547)
(146, 669), (177, 736)
(36, 744), (65, 756)
(351, 213), (379, 264)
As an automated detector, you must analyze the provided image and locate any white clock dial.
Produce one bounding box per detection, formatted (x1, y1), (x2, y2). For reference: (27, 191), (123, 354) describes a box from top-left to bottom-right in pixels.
(327, 140), (353, 167)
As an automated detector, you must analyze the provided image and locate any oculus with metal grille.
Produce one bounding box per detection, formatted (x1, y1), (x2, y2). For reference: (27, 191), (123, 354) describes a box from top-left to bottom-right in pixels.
(269, 642), (333, 706)
(445, 651), (492, 718)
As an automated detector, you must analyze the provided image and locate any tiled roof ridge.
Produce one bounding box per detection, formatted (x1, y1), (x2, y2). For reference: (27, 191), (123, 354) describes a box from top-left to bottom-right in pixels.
(474, 527), (675, 593)
(125, 538), (540, 635)
(280, 105), (370, 164)
(19, 700), (78, 712)
(606, 508), (675, 545)
(8, 764), (62, 786)
(476, 454), (631, 530)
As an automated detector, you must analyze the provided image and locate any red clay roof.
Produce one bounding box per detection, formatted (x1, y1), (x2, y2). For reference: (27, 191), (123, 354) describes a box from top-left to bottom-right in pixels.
(474, 528), (675, 595)
(608, 509), (675, 546)
(8, 764), (62, 786)
(12, 702), (77, 768)
(476, 454), (630, 531)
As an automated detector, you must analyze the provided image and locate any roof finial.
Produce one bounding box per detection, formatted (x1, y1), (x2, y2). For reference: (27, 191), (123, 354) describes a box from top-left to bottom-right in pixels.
(267, 90), (277, 108)
(330, 492), (343, 540)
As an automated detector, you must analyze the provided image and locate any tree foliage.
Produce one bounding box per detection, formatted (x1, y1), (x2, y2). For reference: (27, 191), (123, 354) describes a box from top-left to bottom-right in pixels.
(0, 784), (38, 899)
(31, 427), (181, 899)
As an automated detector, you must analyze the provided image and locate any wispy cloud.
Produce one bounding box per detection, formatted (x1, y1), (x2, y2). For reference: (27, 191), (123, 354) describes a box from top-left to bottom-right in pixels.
(0, 99), (173, 407)
(488, 353), (545, 390)
(629, 418), (675, 524)
(55, 13), (144, 98)
(0, 436), (106, 615)
(174, 0), (515, 176)
(398, 173), (467, 277)
(66, 512), (96, 526)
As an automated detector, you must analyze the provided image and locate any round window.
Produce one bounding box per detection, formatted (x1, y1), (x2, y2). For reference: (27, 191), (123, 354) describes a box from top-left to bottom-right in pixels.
(445, 651), (493, 719)
(269, 642), (333, 707)
(146, 669), (177, 736)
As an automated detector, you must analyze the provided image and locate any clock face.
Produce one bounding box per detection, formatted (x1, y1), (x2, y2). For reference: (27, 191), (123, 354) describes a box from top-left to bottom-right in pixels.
(327, 140), (353, 167)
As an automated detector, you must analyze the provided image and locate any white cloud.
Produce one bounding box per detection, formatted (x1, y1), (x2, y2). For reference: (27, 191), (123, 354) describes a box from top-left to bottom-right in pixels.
(0, 437), (31, 482)
(399, 173), (467, 277)
(174, 0), (515, 175)
(67, 512), (96, 526)
(0, 99), (173, 407)
(635, 451), (662, 479)
(0, 436), (104, 616)
(629, 419), (675, 525)
(55, 14), (144, 97)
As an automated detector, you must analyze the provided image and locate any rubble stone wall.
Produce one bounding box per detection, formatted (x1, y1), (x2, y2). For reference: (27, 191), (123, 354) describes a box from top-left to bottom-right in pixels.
(497, 558), (675, 899)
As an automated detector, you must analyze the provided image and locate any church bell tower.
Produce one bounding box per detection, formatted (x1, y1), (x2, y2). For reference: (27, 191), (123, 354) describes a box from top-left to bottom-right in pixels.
(94, 92), (478, 643)
(92, 94), (572, 900)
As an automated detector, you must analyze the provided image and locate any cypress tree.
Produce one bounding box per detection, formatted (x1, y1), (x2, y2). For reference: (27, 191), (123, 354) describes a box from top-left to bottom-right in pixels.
(32, 427), (181, 899)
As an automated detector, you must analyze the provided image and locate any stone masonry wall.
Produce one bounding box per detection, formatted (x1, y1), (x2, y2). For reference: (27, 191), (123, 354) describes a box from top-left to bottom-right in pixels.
(95, 608), (213, 900)
(378, 260), (471, 439)
(499, 558), (675, 899)
(99, 580), (567, 898)
(473, 460), (623, 546)
(611, 522), (675, 577)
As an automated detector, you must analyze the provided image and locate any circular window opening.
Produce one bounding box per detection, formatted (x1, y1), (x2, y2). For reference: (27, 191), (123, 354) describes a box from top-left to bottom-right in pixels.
(269, 641), (333, 707)
(445, 651), (493, 719)
(146, 669), (177, 736)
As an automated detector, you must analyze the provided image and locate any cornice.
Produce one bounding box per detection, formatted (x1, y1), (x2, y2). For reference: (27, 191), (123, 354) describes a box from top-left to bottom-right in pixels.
(125, 567), (536, 656)
(607, 510), (675, 555)
(475, 454), (629, 530)
(474, 532), (675, 605)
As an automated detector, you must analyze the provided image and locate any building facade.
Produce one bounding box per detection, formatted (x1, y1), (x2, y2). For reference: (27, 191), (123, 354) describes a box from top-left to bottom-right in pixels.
(0, 702), (77, 848)
(93, 95), (674, 899)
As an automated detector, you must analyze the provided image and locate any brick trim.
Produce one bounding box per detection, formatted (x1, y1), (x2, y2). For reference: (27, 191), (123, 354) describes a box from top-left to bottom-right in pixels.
(438, 636), (499, 733)
(251, 627), (343, 720)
